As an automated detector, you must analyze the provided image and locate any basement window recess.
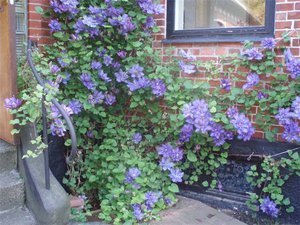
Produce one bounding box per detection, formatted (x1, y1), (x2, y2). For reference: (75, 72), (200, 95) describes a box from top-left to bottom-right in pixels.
(165, 0), (275, 43)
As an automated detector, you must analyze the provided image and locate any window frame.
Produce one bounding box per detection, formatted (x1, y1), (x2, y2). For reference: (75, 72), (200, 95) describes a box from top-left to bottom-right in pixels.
(165, 0), (276, 43)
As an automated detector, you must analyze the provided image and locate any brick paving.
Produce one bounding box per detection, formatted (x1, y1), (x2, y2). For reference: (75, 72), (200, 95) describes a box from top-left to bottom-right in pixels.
(150, 196), (247, 225)
(70, 196), (247, 225)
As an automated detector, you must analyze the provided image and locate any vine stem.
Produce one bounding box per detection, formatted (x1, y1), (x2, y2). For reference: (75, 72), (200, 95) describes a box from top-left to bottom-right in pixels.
(270, 146), (300, 158)
(229, 146), (300, 161)
(275, 29), (299, 44)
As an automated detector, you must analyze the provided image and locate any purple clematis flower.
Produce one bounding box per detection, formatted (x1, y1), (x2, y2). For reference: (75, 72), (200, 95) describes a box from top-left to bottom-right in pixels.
(243, 72), (260, 90)
(151, 79), (166, 97)
(132, 133), (142, 143)
(261, 38), (276, 50)
(159, 157), (174, 171)
(50, 119), (66, 137)
(178, 61), (196, 74)
(115, 70), (128, 82)
(179, 124), (194, 143)
(242, 48), (263, 60)
(69, 100), (82, 114)
(169, 168), (184, 183)
(80, 73), (96, 90)
(49, 19), (61, 32)
(125, 167), (141, 184)
(132, 204), (144, 221)
(128, 64), (144, 78)
(88, 91), (105, 105)
(260, 197), (279, 218)
(104, 93), (116, 105)
(220, 78), (231, 91)
(117, 50), (127, 58)
(4, 96), (22, 109)
(145, 192), (158, 210)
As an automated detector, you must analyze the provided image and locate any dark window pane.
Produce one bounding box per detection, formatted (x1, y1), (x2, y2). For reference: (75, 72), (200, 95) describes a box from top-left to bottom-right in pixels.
(175, 0), (265, 30)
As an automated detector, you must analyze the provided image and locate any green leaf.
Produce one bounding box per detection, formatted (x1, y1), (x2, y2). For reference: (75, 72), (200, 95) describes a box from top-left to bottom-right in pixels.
(130, 102), (138, 108)
(282, 198), (290, 206)
(286, 206), (294, 213)
(11, 129), (20, 135)
(291, 152), (299, 160)
(168, 183), (179, 193)
(187, 151), (197, 162)
(202, 181), (209, 187)
(183, 80), (193, 89)
(132, 42), (142, 47)
(88, 175), (97, 182)
(35, 6), (44, 14)
(265, 131), (275, 142)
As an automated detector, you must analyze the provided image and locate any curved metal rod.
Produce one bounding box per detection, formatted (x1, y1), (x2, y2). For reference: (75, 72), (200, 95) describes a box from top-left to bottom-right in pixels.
(27, 40), (78, 163)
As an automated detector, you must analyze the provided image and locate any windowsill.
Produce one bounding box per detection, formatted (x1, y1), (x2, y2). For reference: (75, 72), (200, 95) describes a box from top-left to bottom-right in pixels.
(162, 34), (274, 44)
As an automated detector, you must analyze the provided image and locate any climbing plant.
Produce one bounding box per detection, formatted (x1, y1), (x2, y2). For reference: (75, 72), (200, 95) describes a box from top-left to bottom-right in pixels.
(5, 0), (300, 224)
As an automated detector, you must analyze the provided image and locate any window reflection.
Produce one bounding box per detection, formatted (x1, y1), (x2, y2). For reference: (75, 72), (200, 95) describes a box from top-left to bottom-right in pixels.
(175, 0), (266, 30)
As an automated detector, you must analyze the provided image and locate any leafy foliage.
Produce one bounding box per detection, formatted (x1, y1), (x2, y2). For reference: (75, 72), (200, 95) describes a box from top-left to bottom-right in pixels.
(6, 0), (300, 223)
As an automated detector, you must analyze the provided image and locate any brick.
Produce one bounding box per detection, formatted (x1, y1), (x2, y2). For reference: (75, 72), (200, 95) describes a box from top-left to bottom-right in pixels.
(288, 11), (300, 20)
(155, 35), (165, 41)
(235, 81), (246, 88)
(292, 38), (300, 46)
(276, 134), (285, 142)
(259, 74), (275, 82)
(290, 47), (300, 55)
(200, 48), (214, 55)
(191, 49), (200, 56)
(170, 43), (193, 48)
(276, 12), (287, 20)
(253, 131), (264, 139)
(28, 0), (50, 4)
(162, 48), (175, 55)
(28, 3), (50, 12)
(215, 48), (228, 55)
(28, 28), (51, 36)
(153, 41), (162, 48)
(28, 36), (53, 45)
(229, 48), (241, 54)
(276, 3), (294, 11)
(275, 21), (293, 29)
(270, 125), (285, 133)
(275, 30), (288, 38)
(155, 20), (165, 26)
(294, 21), (300, 28)
(28, 12), (43, 20)
(28, 20), (49, 28)
(209, 80), (220, 87)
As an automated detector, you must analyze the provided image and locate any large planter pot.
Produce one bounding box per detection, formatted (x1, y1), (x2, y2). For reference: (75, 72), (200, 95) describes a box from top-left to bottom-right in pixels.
(282, 174), (300, 222)
(48, 134), (70, 193)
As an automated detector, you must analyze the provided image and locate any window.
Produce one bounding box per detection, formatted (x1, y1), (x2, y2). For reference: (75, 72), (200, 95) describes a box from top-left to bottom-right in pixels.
(15, 0), (27, 56)
(166, 0), (275, 43)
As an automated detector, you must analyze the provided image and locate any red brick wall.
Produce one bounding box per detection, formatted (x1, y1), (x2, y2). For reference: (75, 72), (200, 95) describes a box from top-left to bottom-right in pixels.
(153, 0), (300, 141)
(27, 0), (52, 46)
(26, 0), (300, 141)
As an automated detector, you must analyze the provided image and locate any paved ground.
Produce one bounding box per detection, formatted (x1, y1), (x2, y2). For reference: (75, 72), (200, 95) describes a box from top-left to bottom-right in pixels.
(71, 196), (247, 225)
(150, 196), (247, 225)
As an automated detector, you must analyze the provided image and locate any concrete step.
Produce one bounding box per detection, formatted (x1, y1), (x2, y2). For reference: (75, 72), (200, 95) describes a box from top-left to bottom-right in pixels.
(0, 140), (17, 173)
(0, 207), (36, 225)
(0, 170), (24, 212)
